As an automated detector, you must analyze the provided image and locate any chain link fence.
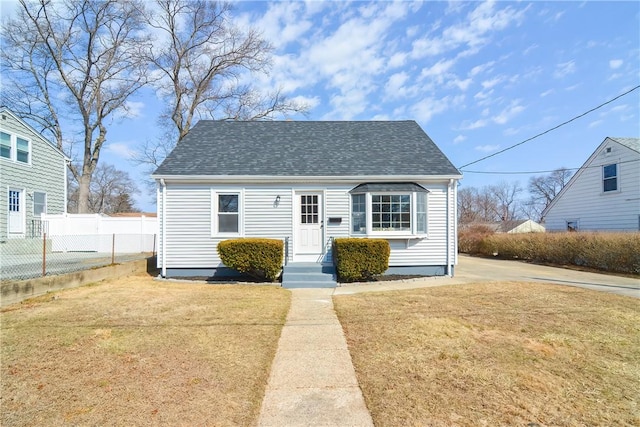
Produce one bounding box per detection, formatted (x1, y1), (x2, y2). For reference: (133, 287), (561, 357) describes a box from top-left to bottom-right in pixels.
(0, 233), (156, 282)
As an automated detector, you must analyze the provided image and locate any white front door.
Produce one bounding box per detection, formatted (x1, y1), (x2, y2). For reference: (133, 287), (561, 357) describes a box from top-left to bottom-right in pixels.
(294, 192), (323, 261)
(8, 189), (25, 236)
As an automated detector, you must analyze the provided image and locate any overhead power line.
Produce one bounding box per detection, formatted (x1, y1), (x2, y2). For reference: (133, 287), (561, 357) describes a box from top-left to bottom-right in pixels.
(458, 85), (640, 170)
(463, 158), (640, 175)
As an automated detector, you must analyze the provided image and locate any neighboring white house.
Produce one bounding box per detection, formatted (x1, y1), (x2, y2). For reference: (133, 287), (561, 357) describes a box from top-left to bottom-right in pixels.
(542, 137), (640, 232)
(461, 219), (545, 233)
(0, 107), (69, 240)
(152, 121), (463, 278)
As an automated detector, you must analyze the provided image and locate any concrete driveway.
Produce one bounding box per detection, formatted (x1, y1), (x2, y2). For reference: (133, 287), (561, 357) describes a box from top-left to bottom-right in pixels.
(335, 255), (639, 298)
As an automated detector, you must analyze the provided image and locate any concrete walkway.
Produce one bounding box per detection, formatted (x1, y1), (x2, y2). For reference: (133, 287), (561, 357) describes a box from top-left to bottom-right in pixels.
(258, 288), (373, 427)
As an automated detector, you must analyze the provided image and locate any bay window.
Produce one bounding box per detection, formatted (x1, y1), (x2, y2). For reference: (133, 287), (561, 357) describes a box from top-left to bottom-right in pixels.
(350, 183), (429, 236)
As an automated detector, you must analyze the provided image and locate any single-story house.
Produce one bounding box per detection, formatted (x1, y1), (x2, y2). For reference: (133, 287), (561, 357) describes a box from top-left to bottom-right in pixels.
(461, 219), (545, 233)
(152, 120), (462, 278)
(542, 137), (640, 232)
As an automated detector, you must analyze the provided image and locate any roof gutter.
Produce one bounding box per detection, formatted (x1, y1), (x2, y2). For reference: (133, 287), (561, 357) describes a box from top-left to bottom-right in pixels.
(150, 174), (464, 183)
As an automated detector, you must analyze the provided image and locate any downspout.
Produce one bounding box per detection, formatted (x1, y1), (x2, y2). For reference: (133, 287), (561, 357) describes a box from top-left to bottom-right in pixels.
(452, 179), (458, 276)
(160, 178), (167, 278)
(446, 179), (454, 277)
(63, 159), (69, 213)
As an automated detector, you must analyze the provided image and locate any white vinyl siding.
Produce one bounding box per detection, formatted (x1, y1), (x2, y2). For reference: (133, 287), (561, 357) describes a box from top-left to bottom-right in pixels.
(158, 181), (457, 271)
(544, 140), (640, 231)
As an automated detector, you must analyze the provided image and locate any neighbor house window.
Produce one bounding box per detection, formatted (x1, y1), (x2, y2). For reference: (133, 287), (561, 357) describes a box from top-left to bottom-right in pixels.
(349, 183), (429, 236)
(217, 193), (239, 233)
(0, 130), (31, 164)
(0, 132), (11, 159)
(16, 137), (29, 163)
(603, 164), (617, 192)
(33, 192), (47, 215)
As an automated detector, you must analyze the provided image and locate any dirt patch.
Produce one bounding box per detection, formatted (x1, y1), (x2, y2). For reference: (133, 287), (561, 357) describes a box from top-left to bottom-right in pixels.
(334, 282), (640, 426)
(1, 274), (290, 426)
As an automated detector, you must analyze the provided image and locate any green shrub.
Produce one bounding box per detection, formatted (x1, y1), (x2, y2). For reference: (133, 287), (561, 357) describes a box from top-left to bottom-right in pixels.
(333, 238), (390, 282)
(217, 238), (284, 282)
(460, 232), (640, 275)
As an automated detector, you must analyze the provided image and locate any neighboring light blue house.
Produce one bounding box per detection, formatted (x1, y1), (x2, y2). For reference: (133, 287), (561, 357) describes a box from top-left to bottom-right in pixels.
(0, 107), (68, 240)
(542, 137), (640, 232)
(152, 120), (463, 280)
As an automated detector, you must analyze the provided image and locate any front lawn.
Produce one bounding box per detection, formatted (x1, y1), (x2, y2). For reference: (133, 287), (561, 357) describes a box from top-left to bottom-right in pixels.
(1, 276), (290, 426)
(334, 282), (640, 426)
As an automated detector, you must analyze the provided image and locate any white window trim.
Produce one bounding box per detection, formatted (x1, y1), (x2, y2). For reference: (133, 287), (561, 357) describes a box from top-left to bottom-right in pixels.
(0, 129), (32, 165)
(211, 189), (243, 237)
(350, 191), (428, 239)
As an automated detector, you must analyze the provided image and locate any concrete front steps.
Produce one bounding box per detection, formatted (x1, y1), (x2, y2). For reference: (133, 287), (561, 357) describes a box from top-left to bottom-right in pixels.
(282, 263), (337, 288)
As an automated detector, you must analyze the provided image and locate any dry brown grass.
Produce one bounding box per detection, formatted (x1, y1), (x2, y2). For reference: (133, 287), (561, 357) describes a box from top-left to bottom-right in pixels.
(334, 282), (640, 427)
(1, 275), (290, 427)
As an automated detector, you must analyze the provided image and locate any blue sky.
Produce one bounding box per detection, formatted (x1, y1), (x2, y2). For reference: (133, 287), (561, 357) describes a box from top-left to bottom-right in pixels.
(5, 1), (640, 212)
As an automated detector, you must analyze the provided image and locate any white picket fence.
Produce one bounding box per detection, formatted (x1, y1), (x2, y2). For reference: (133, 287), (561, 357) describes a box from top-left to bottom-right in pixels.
(42, 213), (157, 253)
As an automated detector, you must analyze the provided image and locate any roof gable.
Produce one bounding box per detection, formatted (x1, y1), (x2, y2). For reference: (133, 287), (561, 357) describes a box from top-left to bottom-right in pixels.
(0, 107), (69, 160)
(541, 136), (640, 217)
(609, 137), (640, 153)
(153, 120), (461, 178)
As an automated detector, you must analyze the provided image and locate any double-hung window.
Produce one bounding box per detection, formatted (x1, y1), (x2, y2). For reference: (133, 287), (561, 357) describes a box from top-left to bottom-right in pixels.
(1, 132), (11, 159)
(350, 183), (429, 237)
(0, 130), (30, 164)
(603, 164), (618, 192)
(214, 192), (240, 235)
(34, 192), (47, 215)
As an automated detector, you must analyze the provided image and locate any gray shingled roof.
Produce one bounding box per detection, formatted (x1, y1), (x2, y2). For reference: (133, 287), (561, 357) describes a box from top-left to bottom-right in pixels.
(609, 137), (640, 153)
(153, 120), (461, 177)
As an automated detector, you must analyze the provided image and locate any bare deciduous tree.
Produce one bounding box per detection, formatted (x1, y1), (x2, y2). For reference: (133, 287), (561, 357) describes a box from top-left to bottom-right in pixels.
(68, 163), (140, 214)
(525, 168), (573, 221)
(1, 0), (150, 213)
(458, 181), (525, 224)
(489, 180), (523, 221)
(135, 0), (307, 167)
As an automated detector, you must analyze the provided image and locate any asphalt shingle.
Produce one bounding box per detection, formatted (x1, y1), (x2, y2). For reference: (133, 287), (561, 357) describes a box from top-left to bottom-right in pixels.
(153, 120), (461, 177)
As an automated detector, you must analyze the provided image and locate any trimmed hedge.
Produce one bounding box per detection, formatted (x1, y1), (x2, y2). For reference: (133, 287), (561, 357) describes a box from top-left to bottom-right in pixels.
(217, 238), (284, 282)
(458, 231), (640, 275)
(333, 238), (390, 282)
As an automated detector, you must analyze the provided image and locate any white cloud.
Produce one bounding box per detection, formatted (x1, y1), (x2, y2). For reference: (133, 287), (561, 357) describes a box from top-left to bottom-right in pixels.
(470, 60), (496, 77)
(481, 76), (503, 89)
(475, 144), (500, 152)
(410, 95), (463, 124)
(460, 119), (488, 130)
(588, 119), (603, 128)
(411, 2), (527, 59)
(553, 60), (576, 78)
(385, 71), (410, 98)
(609, 59), (623, 69)
(106, 142), (136, 160)
(453, 134), (466, 144)
(540, 89), (554, 97)
(493, 101), (525, 124)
